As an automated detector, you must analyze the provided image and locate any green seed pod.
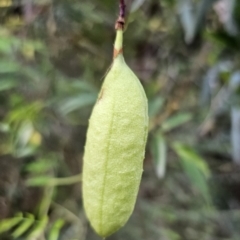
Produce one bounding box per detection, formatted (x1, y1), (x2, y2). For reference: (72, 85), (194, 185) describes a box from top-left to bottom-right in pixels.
(82, 29), (148, 238)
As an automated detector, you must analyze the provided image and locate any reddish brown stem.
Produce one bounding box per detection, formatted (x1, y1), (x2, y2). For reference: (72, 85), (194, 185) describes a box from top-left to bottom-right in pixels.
(115, 0), (126, 30)
(119, 0), (126, 19)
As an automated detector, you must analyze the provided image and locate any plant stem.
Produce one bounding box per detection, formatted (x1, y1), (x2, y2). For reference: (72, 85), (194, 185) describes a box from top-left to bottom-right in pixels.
(49, 173), (82, 186)
(119, 0), (126, 19)
(115, 0), (126, 30)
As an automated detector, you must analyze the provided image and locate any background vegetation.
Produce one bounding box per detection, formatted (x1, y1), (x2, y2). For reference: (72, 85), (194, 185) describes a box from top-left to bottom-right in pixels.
(0, 0), (240, 239)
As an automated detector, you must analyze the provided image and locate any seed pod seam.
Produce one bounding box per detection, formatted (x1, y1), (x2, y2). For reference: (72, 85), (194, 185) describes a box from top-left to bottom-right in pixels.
(99, 95), (115, 233)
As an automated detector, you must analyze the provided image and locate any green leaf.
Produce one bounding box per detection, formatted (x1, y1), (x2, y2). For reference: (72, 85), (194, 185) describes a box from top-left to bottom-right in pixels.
(0, 37), (13, 54)
(148, 96), (165, 118)
(48, 219), (65, 240)
(0, 42), (11, 54)
(173, 142), (211, 205)
(58, 93), (97, 115)
(0, 33), (21, 54)
(26, 176), (53, 187)
(69, 81), (97, 93)
(25, 159), (56, 173)
(26, 215), (48, 240)
(7, 102), (43, 124)
(15, 121), (34, 147)
(162, 228), (181, 240)
(0, 79), (18, 91)
(161, 113), (192, 132)
(0, 61), (20, 73)
(0, 213), (23, 234)
(0, 123), (10, 132)
(14, 146), (37, 158)
(150, 133), (167, 179)
(12, 214), (35, 238)
(173, 143), (210, 177)
(24, 39), (46, 52)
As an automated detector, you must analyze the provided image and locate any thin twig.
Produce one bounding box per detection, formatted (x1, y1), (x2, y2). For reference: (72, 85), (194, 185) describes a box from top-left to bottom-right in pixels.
(119, 0), (126, 19)
(115, 0), (126, 30)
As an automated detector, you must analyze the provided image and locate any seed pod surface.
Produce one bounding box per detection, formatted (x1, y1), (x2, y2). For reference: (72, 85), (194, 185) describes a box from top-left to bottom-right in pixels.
(82, 29), (148, 238)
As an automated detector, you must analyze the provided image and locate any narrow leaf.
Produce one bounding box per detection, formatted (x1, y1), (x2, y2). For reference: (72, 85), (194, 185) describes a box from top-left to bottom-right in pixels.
(173, 142), (211, 205)
(0, 79), (18, 91)
(161, 113), (192, 132)
(26, 215), (48, 240)
(150, 133), (167, 179)
(231, 107), (240, 164)
(148, 96), (164, 118)
(0, 213), (23, 234)
(59, 93), (97, 115)
(25, 159), (56, 173)
(12, 214), (35, 238)
(48, 219), (65, 240)
(0, 61), (20, 73)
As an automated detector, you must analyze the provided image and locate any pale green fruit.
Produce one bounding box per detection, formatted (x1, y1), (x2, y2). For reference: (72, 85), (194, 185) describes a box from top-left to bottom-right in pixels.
(82, 29), (148, 238)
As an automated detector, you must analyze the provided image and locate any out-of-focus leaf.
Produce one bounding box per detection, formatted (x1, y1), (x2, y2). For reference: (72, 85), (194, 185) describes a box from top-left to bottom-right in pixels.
(161, 113), (192, 132)
(26, 176), (53, 187)
(200, 65), (220, 105)
(12, 214), (35, 238)
(173, 142), (210, 177)
(229, 71), (240, 93)
(15, 121), (34, 147)
(201, 61), (232, 105)
(206, 30), (240, 49)
(0, 79), (18, 91)
(214, 0), (238, 36)
(0, 123), (10, 132)
(24, 40), (46, 52)
(7, 102), (43, 124)
(58, 93), (97, 115)
(150, 132), (167, 179)
(178, 0), (196, 43)
(131, 0), (146, 12)
(48, 219), (65, 240)
(75, 2), (105, 23)
(0, 61), (20, 73)
(26, 215), (48, 240)
(178, 0), (216, 43)
(0, 35), (21, 54)
(12, 120), (38, 157)
(14, 146), (37, 158)
(161, 228), (181, 240)
(229, 71), (240, 164)
(0, 213), (23, 234)
(20, 66), (43, 83)
(25, 158), (56, 173)
(231, 108), (240, 165)
(148, 96), (165, 118)
(69, 81), (98, 93)
(195, 0), (217, 32)
(173, 142), (211, 205)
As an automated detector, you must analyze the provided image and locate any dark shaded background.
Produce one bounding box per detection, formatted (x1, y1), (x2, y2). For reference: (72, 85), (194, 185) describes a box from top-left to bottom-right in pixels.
(0, 0), (240, 239)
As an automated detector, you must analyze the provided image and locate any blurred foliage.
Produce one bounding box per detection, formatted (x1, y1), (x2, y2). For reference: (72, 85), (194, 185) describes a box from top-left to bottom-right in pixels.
(0, 0), (240, 239)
